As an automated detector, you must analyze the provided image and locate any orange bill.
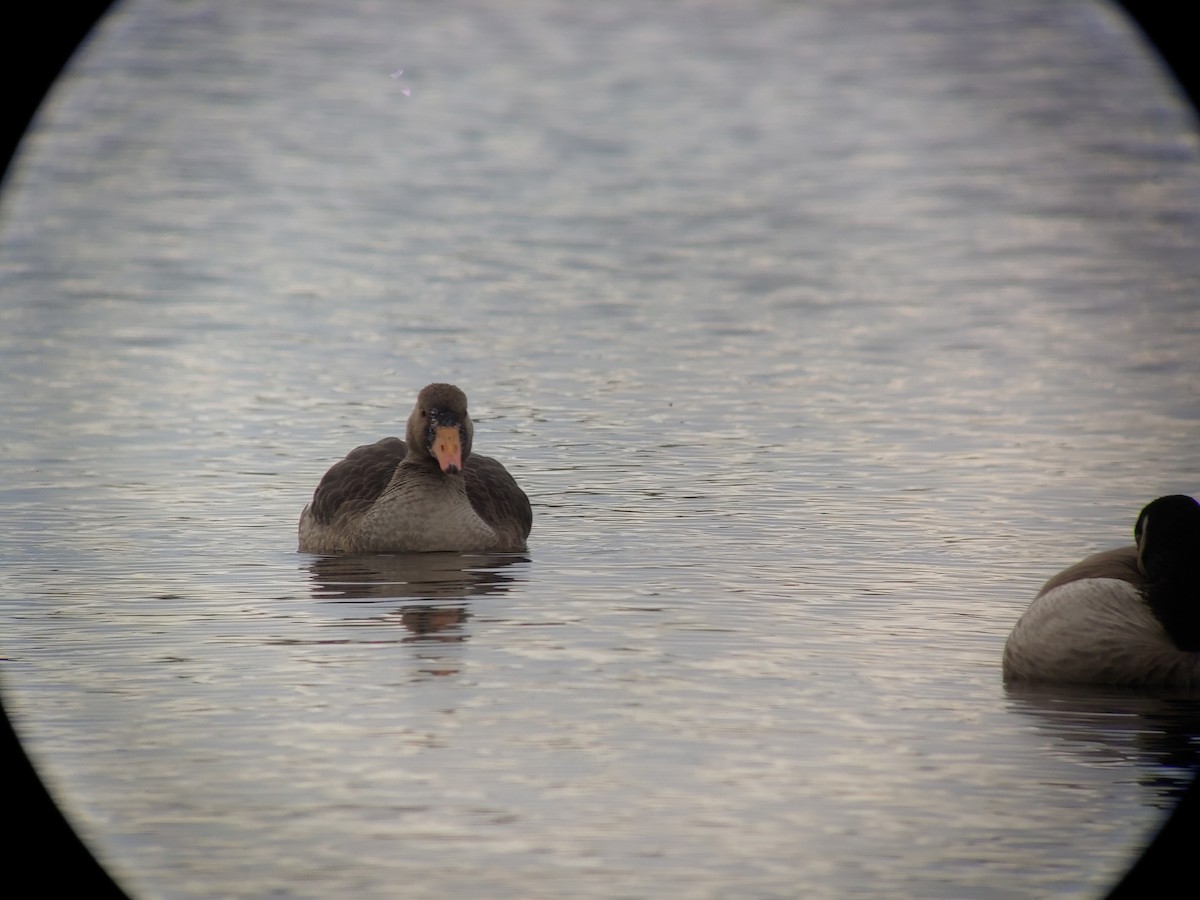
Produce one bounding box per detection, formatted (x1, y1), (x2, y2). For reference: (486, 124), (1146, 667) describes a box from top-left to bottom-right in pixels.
(432, 425), (463, 474)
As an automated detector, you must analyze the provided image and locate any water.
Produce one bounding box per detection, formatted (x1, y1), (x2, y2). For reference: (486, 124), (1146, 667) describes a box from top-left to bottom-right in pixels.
(3, 1), (1200, 896)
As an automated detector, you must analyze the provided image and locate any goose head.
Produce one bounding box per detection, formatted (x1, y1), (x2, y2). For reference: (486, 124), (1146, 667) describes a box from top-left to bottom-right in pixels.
(406, 383), (474, 475)
(1135, 493), (1200, 652)
(1135, 494), (1200, 582)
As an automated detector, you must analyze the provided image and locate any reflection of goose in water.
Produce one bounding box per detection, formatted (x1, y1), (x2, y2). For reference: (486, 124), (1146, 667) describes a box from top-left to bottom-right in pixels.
(1003, 495), (1200, 688)
(304, 553), (529, 662)
(299, 383), (532, 554)
(306, 551), (529, 603)
(1004, 683), (1200, 804)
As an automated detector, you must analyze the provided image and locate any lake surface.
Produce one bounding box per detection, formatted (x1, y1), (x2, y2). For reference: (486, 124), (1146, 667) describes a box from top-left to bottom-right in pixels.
(3, 1), (1200, 897)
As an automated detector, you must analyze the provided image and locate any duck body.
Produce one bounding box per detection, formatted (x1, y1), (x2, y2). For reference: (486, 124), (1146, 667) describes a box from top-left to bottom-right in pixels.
(1002, 495), (1200, 688)
(298, 384), (531, 554)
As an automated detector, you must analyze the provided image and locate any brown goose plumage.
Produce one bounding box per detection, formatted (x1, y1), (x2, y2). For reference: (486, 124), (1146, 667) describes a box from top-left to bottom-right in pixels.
(298, 384), (531, 554)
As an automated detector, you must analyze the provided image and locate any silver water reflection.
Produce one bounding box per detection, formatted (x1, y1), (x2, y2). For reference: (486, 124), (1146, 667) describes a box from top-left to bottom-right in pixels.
(3, 0), (1200, 897)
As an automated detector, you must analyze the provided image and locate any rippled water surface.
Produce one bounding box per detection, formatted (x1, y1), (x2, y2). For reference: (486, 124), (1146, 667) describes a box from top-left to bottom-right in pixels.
(4, 1), (1200, 897)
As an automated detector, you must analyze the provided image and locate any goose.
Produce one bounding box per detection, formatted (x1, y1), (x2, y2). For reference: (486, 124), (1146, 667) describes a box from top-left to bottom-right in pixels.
(1002, 494), (1200, 687)
(298, 383), (532, 554)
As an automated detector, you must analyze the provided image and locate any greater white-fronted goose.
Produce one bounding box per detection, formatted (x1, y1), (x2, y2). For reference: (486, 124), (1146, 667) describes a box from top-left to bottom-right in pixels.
(298, 383), (531, 554)
(1003, 494), (1200, 687)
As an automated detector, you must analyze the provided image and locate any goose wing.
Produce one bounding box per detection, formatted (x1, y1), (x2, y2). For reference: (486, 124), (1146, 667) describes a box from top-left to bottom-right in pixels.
(308, 437), (407, 525)
(464, 454), (532, 543)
